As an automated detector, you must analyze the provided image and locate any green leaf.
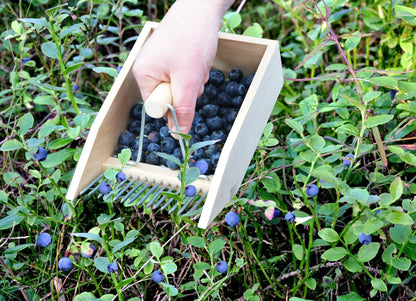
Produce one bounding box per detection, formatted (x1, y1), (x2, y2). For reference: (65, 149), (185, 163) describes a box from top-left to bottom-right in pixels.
(318, 228), (340, 243)
(193, 262), (211, 271)
(304, 278), (316, 290)
(366, 76), (398, 89)
(41, 148), (76, 168)
(387, 211), (413, 225)
(285, 119), (303, 135)
(365, 115), (394, 128)
(161, 260), (177, 274)
(344, 34), (361, 52)
(189, 140), (217, 154)
(112, 236), (137, 253)
(5, 243), (33, 255)
(0, 140), (24, 151)
(72, 232), (103, 244)
(156, 152), (181, 166)
(261, 173), (281, 193)
(243, 23), (263, 38)
(92, 67), (118, 78)
(0, 214), (24, 230)
(395, 5), (416, 25)
(390, 224), (411, 245)
(149, 241), (163, 259)
(223, 12), (242, 29)
(336, 124), (360, 136)
(183, 167), (200, 185)
(343, 256), (363, 273)
(293, 244), (303, 260)
(41, 42), (61, 59)
(390, 177), (403, 201)
(357, 242), (380, 262)
(309, 134), (325, 153)
(94, 257), (110, 273)
(17, 113), (34, 135)
(337, 292), (365, 301)
(48, 138), (73, 150)
(363, 91), (382, 103)
(208, 239), (226, 255)
(371, 278), (387, 292)
(187, 236), (206, 248)
(321, 247), (347, 261)
(118, 148), (131, 166)
(382, 243), (396, 265)
(363, 219), (383, 235)
(391, 257), (411, 271)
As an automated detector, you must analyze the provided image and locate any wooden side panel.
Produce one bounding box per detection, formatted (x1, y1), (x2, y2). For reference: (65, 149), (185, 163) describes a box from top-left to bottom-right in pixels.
(66, 22), (158, 200)
(198, 40), (283, 229)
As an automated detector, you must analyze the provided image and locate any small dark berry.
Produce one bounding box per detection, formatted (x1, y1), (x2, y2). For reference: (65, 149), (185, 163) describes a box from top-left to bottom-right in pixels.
(185, 185), (197, 197)
(210, 130), (226, 144)
(225, 211), (240, 227)
(152, 270), (164, 283)
(215, 261), (228, 273)
(205, 144), (220, 158)
(241, 74), (254, 89)
(58, 257), (73, 272)
(199, 104), (219, 118)
(145, 152), (160, 165)
(118, 130), (136, 147)
(206, 116), (224, 131)
(195, 159), (209, 175)
(130, 103), (143, 120)
(209, 69), (225, 87)
(33, 147), (48, 161)
(359, 232), (372, 245)
(108, 262), (118, 273)
(116, 171), (126, 182)
(228, 68), (243, 82)
(306, 184), (319, 197)
(127, 120), (142, 135)
(159, 126), (171, 138)
(231, 95), (244, 108)
(148, 131), (160, 144)
(147, 143), (161, 153)
(194, 122), (210, 138)
(37, 233), (52, 247)
(161, 137), (177, 154)
(217, 92), (232, 106)
(196, 93), (210, 110)
(285, 212), (295, 223)
(99, 181), (112, 195)
(117, 66), (122, 74)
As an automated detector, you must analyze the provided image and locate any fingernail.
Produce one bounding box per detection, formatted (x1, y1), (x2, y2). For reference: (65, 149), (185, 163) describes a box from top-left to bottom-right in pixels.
(170, 126), (189, 134)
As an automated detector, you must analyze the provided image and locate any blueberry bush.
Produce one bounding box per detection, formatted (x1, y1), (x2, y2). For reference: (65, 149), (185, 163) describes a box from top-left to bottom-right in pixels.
(1, 0), (416, 300)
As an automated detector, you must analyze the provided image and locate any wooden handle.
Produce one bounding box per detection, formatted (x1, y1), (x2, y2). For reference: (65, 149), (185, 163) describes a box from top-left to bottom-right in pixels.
(144, 82), (173, 118)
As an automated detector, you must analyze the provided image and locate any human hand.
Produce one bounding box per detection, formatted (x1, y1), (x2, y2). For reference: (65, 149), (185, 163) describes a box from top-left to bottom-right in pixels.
(133, 0), (233, 135)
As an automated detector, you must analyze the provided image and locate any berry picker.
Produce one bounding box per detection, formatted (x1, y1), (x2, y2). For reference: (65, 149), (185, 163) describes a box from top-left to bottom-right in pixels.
(65, 21), (283, 229)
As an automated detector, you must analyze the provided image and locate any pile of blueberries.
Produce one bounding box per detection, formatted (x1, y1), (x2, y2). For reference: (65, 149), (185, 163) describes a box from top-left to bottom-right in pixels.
(115, 68), (254, 175)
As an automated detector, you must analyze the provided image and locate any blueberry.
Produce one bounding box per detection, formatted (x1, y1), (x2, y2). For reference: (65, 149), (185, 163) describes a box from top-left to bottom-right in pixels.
(225, 211), (240, 227)
(226, 109), (239, 124)
(116, 171), (126, 182)
(375, 209), (382, 216)
(204, 84), (220, 100)
(205, 144), (220, 158)
(143, 123), (156, 135)
(235, 84), (247, 96)
(148, 131), (160, 144)
(33, 147), (48, 161)
(192, 112), (204, 125)
(209, 69), (225, 87)
(22, 57), (31, 64)
(130, 103), (143, 120)
(37, 233), (52, 247)
(165, 159), (180, 170)
(152, 270), (164, 283)
(195, 159), (209, 175)
(99, 181), (112, 195)
(343, 153), (355, 167)
(206, 116), (224, 131)
(210, 130), (226, 144)
(147, 143), (161, 153)
(225, 81), (239, 96)
(228, 68), (243, 82)
(231, 95), (244, 108)
(273, 209), (281, 219)
(189, 136), (200, 146)
(159, 126), (171, 138)
(306, 184), (319, 197)
(241, 73), (254, 89)
(191, 148), (205, 161)
(195, 93), (210, 110)
(217, 92), (232, 106)
(173, 147), (184, 163)
(131, 149), (139, 161)
(118, 130), (136, 147)
(199, 104), (219, 118)
(145, 152), (160, 165)
(285, 212), (295, 223)
(210, 152), (221, 169)
(81, 244), (96, 258)
(152, 118), (167, 131)
(215, 261), (228, 273)
(185, 185), (197, 197)
(72, 84), (79, 91)
(127, 120), (142, 135)
(108, 262), (118, 273)
(58, 257), (73, 272)
(117, 66), (122, 74)
(390, 89), (398, 100)
(358, 232), (372, 245)
(161, 137), (177, 154)
(194, 122), (209, 138)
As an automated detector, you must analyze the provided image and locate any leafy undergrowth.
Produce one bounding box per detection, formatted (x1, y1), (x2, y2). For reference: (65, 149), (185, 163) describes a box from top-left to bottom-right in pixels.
(1, 0), (416, 300)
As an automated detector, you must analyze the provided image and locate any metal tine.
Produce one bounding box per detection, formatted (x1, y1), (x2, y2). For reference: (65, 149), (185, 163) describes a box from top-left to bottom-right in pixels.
(84, 174), (106, 198)
(102, 174), (133, 202)
(80, 172), (105, 195)
(174, 187), (202, 215)
(118, 177), (148, 204)
(129, 180), (163, 206)
(181, 207), (203, 218)
(122, 178), (154, 204)
(112, 175), (141, 201)
(159, 186), (181, 211)
(146, 182), (171, 208)
(151, 184), (179, 209)
(180, 192), (208, 217)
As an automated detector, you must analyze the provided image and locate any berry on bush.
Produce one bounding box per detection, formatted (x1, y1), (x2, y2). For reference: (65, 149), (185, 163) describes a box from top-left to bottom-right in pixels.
(36, 232), (52, 247)
(343, 153), (355, 167)
(285, 212), (295, 223)
(184, 185), (197, 197)
(108, 262), (118, 273)
(195, 159), (209, 175)
(99, 181), (112, 195)
(33, 147), (48, 161)
(215, 261), (228, 273)
(58, 257), (73, 272)
(152, 270), (164, 283)
(273, 209), (281, 219)
(359, 232), (372, 245)
(116, 171), (126, 182)
(81, 244), (96, 258)
(306, 184), (319, 197)
(225, 211), (240, 227)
